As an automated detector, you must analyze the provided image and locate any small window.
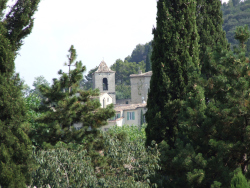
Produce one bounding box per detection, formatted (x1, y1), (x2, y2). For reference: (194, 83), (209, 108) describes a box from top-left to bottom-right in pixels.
(107, 97), (109, 102)
(127, 112), (135, 120)
(103, 78), (108, 90)
(116, 113), (121, 119)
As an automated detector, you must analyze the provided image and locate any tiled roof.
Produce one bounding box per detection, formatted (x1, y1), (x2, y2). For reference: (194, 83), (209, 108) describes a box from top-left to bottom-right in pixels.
(95, 60), (115, 73)
(114, 103), (147, 112)
(130, 71), (152, 78)
(108, 117), (124, 122)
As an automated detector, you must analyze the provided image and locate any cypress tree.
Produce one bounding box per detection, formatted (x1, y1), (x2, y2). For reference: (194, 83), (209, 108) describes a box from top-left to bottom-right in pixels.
(145, 0), (200, 148)
(145, 47), (152, 72)
(196, 0), (230, 79)
(0, 0), (40, 187)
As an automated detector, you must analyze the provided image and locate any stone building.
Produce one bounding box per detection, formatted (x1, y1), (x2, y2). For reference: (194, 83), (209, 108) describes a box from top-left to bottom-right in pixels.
(130, 71), (152, 104)
(92, 60), (116, 104)
(91, 61), (152, 131)
(91, 93), (113, 108)
(101, 103), (147, 131)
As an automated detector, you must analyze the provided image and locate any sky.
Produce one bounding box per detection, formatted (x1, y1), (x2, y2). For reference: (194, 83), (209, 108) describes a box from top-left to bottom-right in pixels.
(11, 0), (229, 88)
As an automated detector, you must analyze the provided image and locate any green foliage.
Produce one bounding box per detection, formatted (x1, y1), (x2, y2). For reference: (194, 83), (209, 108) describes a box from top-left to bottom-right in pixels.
(31, 125), (160, 187)
(115, 84), (131, 100)
(0, 0), (40, 187)
(231, 168), (249, 188)
(31, 143), (98, 188)
(24, 93), (45, 147)
(81, 66), (98, 90)
(36, 45), (115, 147)
(107, 124), (146, 142)
(145, 46), (152, 72)
(163, 24), (250, 188)
(31, 75), (50, 99)
(125, 41), (152, 64)
(110, 59), (145, 99)
(222, 0), (250, 56)
(110, 59), (145, 85)
(234, 25), (250, 49)
(145, 0), (200, 148)
(197, 0), (229, 79)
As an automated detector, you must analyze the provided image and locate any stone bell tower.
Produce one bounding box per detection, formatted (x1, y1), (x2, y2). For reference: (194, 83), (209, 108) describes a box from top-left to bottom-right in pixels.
(92, 60), (116, 104)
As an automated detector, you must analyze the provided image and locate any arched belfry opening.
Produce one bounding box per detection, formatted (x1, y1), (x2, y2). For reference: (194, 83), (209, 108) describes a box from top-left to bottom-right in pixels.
(103, 78), (108, 90)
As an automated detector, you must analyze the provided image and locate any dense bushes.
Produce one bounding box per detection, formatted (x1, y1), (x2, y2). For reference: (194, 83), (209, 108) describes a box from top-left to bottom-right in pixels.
(31, 125), (160, 187)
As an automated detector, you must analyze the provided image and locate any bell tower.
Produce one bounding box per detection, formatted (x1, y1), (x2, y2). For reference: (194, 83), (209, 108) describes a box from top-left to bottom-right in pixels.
(92, 60), (116, 104)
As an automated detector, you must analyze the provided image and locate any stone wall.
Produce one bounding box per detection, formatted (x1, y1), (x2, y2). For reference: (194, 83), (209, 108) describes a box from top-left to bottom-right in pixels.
(130, 71), (151, 104)
(93, 71), (116, 104)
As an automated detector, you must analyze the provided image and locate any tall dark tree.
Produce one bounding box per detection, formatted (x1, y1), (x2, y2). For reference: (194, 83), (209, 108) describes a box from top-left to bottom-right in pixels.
(0, 0), (40, 187)
(145, 46), (152, 72)
(168, 26), (250, 187)
(197, 0), (230, 79)
(145, 0), (200, 148)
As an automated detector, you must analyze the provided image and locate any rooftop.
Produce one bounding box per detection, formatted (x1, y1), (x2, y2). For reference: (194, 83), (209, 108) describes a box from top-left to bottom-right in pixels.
(95, 60), (115, 73)
(130, 71), (152, 78)
(114, 103), (147, 112)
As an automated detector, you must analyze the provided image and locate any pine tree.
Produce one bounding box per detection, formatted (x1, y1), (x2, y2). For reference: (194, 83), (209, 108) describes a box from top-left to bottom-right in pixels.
(35, 45), (115, 147)
(145, 0), (200, 148)
(178, 26), (250, 187)
(203, 26), (250, 184)
(231, 168), (249, 188)
(0, 0), (40, 187)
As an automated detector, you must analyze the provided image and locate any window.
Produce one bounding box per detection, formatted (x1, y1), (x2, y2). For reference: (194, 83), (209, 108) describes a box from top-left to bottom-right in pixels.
(103, 78), (108, 90)
(116, 113), (121, 119)
(127, 111), (135, 120)
(107, 97), (109, 102)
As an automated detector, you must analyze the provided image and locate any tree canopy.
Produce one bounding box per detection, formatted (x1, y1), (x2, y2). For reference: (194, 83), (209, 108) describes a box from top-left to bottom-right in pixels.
(36, 45), (115, 146)
(222, 0), (250, 56)
(0, 0), (40, 187)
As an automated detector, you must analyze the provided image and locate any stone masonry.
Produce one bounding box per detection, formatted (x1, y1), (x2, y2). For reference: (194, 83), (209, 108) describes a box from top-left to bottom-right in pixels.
(92, 61), (116, 104)
(130, 71), (152, 104)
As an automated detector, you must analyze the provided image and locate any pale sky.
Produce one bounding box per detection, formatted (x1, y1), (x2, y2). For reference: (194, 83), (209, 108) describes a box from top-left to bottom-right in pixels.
(12, 0), (229, 87)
